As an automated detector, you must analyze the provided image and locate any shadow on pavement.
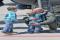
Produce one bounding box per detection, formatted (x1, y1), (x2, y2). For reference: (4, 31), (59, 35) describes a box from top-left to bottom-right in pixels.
(16, 30), (60, 34)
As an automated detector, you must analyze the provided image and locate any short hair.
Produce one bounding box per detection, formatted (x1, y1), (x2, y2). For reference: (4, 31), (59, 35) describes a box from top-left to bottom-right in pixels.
(7, 6), (16, 11)
(32, 8), (44, 13)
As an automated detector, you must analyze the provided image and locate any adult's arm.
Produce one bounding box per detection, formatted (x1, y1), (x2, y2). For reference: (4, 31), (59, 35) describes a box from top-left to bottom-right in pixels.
(39, 12), (56, 25)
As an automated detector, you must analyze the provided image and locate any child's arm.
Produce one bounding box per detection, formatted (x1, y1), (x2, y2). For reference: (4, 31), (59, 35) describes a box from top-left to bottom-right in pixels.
(12, 13), (17, 21)
(4, 14), (8, 19)
(15, 13), (17, 19)
(39, 12), (56, 25)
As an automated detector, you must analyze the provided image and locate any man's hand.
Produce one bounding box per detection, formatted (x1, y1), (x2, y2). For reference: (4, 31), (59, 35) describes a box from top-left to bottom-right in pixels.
(31, 23), (40, 26)
(32, 18), (38, 20)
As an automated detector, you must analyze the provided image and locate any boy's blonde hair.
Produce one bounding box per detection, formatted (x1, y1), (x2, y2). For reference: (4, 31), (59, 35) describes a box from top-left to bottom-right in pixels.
(7, 6), (16, 11)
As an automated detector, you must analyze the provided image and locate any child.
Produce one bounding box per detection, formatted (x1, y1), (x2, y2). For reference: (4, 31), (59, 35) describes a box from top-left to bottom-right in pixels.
(2, 6), (17, 33)
(28, 8), (47, 33)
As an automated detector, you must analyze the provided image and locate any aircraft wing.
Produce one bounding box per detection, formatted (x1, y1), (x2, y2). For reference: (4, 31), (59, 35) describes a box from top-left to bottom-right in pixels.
(11, 0), (36, 5)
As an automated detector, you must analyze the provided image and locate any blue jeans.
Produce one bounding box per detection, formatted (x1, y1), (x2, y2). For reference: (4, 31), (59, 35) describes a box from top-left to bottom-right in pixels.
(3, 21), (13, 33)
(28, 25), (42, 33)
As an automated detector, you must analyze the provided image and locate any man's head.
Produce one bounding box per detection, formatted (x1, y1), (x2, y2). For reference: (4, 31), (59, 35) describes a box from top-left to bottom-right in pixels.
(7, 6), (17, 12)
(32, 8), (44, 14)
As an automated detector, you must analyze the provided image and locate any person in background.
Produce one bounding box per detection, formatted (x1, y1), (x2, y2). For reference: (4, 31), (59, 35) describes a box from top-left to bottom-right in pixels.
(2, 6), (17, 34)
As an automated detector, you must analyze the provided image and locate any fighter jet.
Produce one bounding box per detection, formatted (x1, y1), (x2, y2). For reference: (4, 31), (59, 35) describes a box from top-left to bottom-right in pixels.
(11, 0), (37, 5)
(11, 0), (38, 9)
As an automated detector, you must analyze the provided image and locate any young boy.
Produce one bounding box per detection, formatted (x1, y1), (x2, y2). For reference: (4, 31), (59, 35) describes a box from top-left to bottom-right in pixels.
(28, 8), (47, 33)
(2, 6), (17, 33)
